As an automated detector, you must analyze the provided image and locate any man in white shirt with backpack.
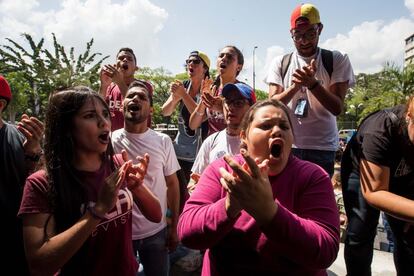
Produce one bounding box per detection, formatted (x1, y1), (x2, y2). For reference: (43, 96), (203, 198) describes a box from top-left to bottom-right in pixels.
(265, 3), (355, 177)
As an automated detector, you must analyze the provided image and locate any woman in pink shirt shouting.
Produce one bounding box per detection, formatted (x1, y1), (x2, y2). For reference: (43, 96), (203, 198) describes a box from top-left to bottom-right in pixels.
(178, 99), (340, 275)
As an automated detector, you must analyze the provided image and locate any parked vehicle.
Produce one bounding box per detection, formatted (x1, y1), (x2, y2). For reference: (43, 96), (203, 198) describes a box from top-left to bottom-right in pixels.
(338, 129), (356, 144)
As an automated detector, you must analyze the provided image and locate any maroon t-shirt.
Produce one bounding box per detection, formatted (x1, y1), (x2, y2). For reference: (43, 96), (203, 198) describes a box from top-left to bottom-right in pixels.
(206, 86), (226, 136)
(105, 81), (153, 131)
(18, 156), (138, 275)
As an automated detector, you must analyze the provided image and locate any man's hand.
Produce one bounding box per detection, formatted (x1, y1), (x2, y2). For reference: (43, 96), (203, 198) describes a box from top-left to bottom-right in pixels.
(167, 226), (179, 252)
(17, 114), (44, 156)
(101, 64), (125, 86)
(291, 59), (318, 89)
(121, 150), (150, 191)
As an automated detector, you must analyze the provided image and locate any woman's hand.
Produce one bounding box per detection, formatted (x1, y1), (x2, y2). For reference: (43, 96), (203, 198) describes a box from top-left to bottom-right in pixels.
(170, 80), (186, 100)
(187, 173), (200, 194)
(201, 89), (223, 113)
(201, 77), (214, 95)
(95, 162), (129, 217)
(219, 149), (278, 225)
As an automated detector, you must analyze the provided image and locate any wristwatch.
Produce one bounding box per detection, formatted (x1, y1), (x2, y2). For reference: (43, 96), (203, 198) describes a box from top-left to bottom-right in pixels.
(25, 150), (43, 162)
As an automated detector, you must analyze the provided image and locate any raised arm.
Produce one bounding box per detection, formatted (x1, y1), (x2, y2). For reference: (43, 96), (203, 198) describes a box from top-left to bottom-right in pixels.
(268, 82), (302, 104)
(162, 81), (184, 116)
(177, 161), (241, 250)
(123, 152), (162, 222)
(17, 114), (44, 171)
(189, 102), (207, 130)
(22, 165), (128, 276)
(292, 59), (347, 116)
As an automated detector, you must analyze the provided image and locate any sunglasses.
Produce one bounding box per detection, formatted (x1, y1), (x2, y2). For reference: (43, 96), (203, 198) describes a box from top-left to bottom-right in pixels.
(186, 58), (201, 65)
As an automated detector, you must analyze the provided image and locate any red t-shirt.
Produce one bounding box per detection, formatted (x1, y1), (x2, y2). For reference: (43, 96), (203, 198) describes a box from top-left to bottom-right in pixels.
(105, 81), (153, 131)
(18, 156), (138, 275)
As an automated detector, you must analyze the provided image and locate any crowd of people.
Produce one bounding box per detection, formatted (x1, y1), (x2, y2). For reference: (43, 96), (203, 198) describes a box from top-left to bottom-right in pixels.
(1, 2), (413, 276)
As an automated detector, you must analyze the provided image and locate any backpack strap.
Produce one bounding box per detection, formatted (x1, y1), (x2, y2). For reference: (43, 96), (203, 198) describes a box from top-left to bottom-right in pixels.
(281, 53), (293, 82)
(211, 131), (221, 145)
(320, 49), (333, 79)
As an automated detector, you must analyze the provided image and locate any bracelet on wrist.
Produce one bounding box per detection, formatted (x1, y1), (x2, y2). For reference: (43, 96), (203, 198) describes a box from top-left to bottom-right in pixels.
(87, 206), (106, 220)
(195, 111), (205, 116)
(307, 80), (320, 90)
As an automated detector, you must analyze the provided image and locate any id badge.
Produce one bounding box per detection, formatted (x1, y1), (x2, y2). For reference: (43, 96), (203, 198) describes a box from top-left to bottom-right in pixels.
(294, 98), (308, 117)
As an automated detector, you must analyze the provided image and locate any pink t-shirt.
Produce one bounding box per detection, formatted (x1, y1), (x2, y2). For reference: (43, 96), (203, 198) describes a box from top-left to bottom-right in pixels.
(105, 81), (153, 131)
(178, 154), (340, 275)
(18, 156), (138, 275)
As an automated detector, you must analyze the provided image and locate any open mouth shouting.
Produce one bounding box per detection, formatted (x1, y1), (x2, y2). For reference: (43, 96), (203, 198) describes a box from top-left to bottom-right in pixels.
(98, 131), (110, 144)
(121, 63), (129, 70)
(270, 139), (284, 159)
(127, 103), (141, 113)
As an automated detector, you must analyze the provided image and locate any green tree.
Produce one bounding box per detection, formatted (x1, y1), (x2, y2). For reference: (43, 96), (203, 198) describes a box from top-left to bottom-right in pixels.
(136, 67), (175, 125)
(338, 63), (414, 129)
(255, 89), (268, 101)
(0, 33), (109, 119)
(1, 71), (31, 123)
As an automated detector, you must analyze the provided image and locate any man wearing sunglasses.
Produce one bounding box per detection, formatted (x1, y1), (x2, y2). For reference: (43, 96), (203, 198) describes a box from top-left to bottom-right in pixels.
(265, 3), (355, 178)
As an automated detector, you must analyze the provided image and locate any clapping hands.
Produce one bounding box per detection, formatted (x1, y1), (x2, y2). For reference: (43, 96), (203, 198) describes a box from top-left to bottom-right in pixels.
(219, 149), (277, 225)
(200, 77), (222, 112)
(121, 150), (150, 192)
(291, 59), (318, 89)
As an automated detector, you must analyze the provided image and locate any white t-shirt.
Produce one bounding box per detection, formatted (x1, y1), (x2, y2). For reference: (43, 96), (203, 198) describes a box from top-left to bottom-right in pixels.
(265, 48), (355, 151)
(112, 128), (181, 240)
(191, 129), (241, 175)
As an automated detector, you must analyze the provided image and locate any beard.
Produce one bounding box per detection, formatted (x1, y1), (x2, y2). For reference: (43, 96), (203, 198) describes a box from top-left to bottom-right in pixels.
(125, 113), (147, 124)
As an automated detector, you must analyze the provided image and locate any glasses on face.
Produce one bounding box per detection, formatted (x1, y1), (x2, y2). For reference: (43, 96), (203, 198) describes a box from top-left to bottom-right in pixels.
(224, 99), (248, 108)
(291, 27), (319, 42)
(186, 58), (201, 65)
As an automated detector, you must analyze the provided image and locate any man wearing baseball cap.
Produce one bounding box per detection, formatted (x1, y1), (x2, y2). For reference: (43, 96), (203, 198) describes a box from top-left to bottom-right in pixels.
(188, 83), (256, 193)
(0, 75), (44, 274)
(265, 3), (355, 177)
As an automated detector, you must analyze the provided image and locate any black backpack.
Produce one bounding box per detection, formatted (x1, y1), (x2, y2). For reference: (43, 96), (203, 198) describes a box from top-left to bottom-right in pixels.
(281, 49), (333, 81)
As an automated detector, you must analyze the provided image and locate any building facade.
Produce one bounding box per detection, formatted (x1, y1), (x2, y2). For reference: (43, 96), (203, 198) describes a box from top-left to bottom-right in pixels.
(405, 33), (414, 66)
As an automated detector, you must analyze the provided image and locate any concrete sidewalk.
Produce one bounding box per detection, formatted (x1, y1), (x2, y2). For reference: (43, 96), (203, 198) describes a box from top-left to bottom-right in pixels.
(328, 243), (396, 276)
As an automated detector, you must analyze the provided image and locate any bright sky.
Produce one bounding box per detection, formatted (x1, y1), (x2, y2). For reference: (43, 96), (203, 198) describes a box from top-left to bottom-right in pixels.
(1, 0), (414, 91)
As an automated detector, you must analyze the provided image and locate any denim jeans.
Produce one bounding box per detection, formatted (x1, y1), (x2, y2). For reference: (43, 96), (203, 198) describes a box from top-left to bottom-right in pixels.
(342, 171), (379, 276)
(177, 159), (193, 212)
(133, 227), (169, 276)
(291, 148), (335, 177)
(342, 171), (414, 275)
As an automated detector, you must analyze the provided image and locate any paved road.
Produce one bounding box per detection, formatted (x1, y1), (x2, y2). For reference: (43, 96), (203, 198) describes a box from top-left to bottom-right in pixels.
(328, 243), (396, 276)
